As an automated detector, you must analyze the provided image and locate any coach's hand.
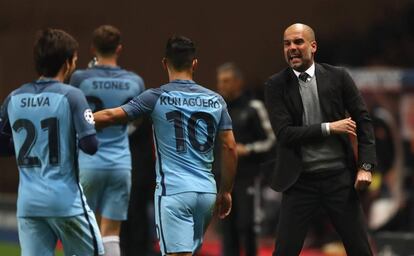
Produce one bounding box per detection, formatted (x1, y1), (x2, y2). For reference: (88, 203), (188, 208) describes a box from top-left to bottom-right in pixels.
(214, 192), (232, 219)
(330, 117), (356, 136)
(354, 169), (372, 190)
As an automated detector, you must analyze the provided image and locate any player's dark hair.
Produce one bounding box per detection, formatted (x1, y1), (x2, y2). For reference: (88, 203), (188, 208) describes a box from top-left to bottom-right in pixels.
(92, 25), (121, 56)
(33, 28), (78, 77)
(165, 35), (196, 71)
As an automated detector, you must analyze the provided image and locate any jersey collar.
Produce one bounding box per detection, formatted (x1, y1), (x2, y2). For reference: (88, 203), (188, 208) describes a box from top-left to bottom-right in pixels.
(93, 65), (121, 70)
(35, 77), (60, 84)
(170, 79), (196, 84)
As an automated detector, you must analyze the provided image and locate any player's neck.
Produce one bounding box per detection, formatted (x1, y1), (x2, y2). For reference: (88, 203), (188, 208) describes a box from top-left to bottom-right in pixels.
(96, 56), (118, 67)
(39, 71), (65, 83)
(168, 70), (193, 82)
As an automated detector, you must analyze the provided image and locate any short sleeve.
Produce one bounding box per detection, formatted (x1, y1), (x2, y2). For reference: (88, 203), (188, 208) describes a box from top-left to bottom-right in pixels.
(0, 95), (12, 136)
(121, 89), (161, 120)
(67, 88), (96, 139)
(218, 96), (232, 130)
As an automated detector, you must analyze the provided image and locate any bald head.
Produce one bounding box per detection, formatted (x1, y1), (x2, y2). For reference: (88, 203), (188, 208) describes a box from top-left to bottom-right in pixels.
(282, 23), (317, 72)
(284, 23), (316, 42)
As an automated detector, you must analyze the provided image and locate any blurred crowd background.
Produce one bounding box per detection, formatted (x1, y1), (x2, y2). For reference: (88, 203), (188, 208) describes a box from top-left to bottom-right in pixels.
(1, 0), (414, 255)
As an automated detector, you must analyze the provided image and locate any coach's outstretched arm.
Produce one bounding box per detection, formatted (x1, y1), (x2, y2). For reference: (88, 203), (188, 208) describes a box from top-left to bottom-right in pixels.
(93, 107), (129, 129)
(215, 130), (238, 219)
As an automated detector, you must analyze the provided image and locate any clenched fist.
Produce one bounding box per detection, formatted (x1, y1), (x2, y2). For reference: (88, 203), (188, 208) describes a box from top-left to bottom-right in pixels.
(354, 169), (372, 190)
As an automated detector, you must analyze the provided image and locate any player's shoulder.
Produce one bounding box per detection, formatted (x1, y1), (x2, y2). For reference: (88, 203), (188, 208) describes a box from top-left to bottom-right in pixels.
(70, 69), (94, 87)
(2, 86), (25, 108)
(112, 68), (142, 80)
(8, 82), (33, 97)
(55, 82), (86, 101)
(194, 83), (220, 97)
(71, 69), (91, 78)
(134, 87), (163, 102)
(113, 68), (145, 89)
(122, 69), (143, 80)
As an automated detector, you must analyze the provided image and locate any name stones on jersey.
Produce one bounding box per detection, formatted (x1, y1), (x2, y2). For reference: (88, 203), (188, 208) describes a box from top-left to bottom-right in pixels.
(159, 96), (221, 109)
(20, 96), (50, 108)
(92, 80), (130, 90)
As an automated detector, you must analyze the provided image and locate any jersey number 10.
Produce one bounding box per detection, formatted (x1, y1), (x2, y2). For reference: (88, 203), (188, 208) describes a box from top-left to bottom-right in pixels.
(166, 110), (215, 153)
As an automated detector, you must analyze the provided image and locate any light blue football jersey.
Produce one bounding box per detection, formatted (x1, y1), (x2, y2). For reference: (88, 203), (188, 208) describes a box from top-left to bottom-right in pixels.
(0, 79), (96, 217)
(70, 65), (145, 171)
(121, 80), (232, 196)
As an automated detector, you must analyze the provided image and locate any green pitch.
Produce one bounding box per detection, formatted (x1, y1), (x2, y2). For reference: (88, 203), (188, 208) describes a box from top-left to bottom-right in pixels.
(0, 242), (63, 256)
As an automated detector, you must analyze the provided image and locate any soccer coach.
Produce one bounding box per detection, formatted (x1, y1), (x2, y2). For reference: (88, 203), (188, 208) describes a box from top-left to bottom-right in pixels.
(264, 23), (377, 255)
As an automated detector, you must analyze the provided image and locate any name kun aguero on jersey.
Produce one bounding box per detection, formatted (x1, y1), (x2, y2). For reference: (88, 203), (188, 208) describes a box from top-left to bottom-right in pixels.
(159, 95), (221, 109)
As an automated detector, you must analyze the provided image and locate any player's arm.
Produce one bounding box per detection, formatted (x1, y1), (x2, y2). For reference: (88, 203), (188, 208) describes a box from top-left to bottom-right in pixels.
(67, 88), (100, 155)
(215, 130), (238, 219)
(95, 88), (160, 130)
(94, 107), (129, 130)
(0, 97), (15, 156)
(78, 134), (98, 155)
(0, 124), (14, 156)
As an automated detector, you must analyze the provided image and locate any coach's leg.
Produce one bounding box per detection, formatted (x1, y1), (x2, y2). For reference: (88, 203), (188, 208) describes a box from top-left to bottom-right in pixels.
(323, 170), (373, 256)
(273, 176), (319, 256)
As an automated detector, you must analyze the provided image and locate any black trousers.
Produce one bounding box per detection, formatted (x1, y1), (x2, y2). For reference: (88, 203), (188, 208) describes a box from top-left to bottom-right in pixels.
(273, 169), (372, 256)
(222, 180), (257, 256)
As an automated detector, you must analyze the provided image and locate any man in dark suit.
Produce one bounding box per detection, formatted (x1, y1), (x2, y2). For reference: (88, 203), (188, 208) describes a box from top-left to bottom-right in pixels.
(264, 23), (377, 256)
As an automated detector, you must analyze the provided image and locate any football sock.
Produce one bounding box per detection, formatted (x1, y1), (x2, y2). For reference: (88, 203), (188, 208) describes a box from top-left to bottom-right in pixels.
(103, 236), (120, 256)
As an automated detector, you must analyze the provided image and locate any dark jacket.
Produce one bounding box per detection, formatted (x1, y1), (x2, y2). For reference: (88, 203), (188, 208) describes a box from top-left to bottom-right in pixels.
(264, 63), (377, 192)
(228, 94), (275, 182)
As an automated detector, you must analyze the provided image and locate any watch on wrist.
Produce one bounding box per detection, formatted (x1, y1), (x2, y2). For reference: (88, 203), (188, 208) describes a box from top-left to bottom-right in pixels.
(360, 163), (374, 172)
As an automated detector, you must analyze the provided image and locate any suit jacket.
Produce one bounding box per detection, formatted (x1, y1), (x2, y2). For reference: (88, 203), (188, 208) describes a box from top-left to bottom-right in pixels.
(264, 63), (377, 192)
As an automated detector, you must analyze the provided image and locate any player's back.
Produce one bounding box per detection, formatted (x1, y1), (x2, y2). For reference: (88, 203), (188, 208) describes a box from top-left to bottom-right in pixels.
(4, 79), (95, 217)
(148, 80), (232, 196)
(70, 65), (144, 170)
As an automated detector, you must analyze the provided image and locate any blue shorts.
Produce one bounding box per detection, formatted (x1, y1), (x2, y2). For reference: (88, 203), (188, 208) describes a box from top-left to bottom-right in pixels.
(18, 211), (104, 256)
(155, 192), (216, 255)
(80, 169), (131, 220)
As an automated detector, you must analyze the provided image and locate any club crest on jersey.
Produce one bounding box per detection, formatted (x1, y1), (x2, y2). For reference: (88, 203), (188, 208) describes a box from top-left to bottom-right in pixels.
(84, 109), (95, 124)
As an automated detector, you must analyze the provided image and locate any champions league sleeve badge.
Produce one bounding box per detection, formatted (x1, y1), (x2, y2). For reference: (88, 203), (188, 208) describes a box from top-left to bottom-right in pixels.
(84, 109), (95, 125)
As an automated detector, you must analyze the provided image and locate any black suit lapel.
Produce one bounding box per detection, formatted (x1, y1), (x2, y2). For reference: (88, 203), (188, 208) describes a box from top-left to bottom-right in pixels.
(285, 68), (303, 124)
(315, 63), (331, 119)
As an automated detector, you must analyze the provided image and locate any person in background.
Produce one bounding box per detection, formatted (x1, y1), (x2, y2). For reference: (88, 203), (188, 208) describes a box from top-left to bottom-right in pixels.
(70, 25), (145, 256)
(216, 62), (275, 256)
